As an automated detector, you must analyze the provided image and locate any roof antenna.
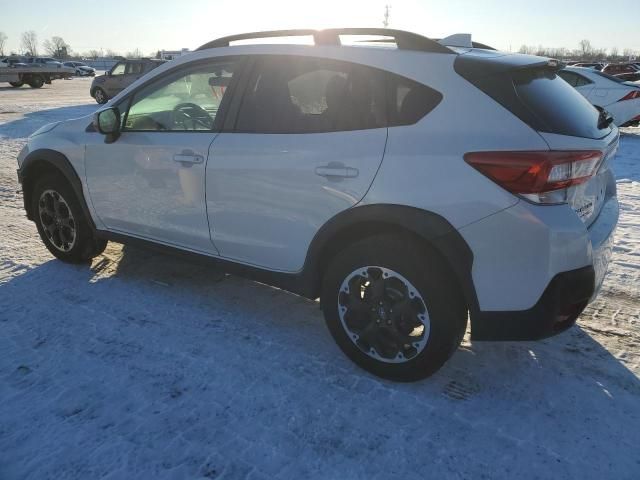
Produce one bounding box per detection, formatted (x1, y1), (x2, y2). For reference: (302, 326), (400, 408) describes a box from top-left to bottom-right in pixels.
(383, 5), (391, 28)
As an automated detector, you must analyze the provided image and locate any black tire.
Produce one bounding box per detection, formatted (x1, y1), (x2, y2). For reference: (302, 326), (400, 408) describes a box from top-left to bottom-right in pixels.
(9, 81), (24, 87)
(31, 173), (107, 263)
(321, 233), (467, 382)
(28, 75), (44, 88)
(93, 87), (108, 104)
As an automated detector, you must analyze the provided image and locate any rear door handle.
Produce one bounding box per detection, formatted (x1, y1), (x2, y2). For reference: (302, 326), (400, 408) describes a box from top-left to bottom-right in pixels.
(173, 154), (204, 164)
(315, 166), (359, 178)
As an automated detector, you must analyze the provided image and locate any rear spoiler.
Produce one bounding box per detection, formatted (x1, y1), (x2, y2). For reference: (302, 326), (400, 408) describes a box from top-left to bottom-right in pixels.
(437, 34), (497, 51)
(455, 54), (563, 79)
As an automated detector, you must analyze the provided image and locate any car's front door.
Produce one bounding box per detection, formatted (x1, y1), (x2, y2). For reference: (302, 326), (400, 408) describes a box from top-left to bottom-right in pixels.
(85, 58), (241, 254)
(104, 61), (127, 97)
(206, 56), (390, 272)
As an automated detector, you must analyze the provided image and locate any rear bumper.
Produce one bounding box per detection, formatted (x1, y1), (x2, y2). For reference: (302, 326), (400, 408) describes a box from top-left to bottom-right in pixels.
(470, 194), (618, 341)
(471, 266), (595, 341)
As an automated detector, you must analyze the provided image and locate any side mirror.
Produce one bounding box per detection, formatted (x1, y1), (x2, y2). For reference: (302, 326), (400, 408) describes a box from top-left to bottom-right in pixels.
(93, 107), (121, 143)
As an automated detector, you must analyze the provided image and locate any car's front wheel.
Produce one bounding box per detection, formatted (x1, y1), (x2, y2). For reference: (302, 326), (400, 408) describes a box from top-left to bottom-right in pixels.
(9, 81), (24, 87)
(93, 87), (107, 104)
(31, 173), (107, 263)
(322, 234), (467, 382)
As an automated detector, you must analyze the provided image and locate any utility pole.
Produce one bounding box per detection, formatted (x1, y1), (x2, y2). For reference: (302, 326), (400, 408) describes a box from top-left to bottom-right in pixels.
(383, 5), (391, 28)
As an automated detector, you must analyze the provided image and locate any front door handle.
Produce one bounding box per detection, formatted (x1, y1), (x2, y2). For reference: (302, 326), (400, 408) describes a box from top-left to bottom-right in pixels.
(315, 166), (359, 178)
(173, 154), (204, 164)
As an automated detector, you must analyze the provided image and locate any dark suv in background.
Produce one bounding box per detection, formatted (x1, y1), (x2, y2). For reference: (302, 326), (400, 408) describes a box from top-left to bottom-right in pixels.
(90, 58), (165, 104)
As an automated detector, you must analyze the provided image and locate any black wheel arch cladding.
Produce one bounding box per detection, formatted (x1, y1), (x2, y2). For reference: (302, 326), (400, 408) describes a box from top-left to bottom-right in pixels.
(303, 204), (478, 315)
(18, 149), (95, 229)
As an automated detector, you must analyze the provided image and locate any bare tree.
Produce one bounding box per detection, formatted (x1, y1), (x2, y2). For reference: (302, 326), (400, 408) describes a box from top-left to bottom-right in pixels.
(518, 45), (534, 55)
(21, 30), (39, 56)
(43, 36), (71, 58)
(622, 48), (636, 61)
(579, 39), (592, 58)
(85, 49), (102, 60)
(0, 32), (7, 56)
(104, 48), (119, 58)
(609, 46), (619, 61)
(125, 48), (143, 58)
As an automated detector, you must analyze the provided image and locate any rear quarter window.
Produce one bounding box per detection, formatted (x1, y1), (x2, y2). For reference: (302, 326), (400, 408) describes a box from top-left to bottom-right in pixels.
(387, 75), (443, 127)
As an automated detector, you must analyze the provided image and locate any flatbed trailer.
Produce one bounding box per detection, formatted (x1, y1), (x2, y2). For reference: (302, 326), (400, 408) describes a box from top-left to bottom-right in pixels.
(0, 65), (75, 88)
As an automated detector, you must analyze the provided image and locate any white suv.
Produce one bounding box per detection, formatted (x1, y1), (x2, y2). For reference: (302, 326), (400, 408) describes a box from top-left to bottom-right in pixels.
(16, 29), (619, 381)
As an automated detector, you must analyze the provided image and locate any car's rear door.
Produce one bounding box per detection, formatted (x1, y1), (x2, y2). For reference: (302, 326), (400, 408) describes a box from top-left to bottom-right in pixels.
(206, 55), (389, 272)
(85, 57), (242, 253)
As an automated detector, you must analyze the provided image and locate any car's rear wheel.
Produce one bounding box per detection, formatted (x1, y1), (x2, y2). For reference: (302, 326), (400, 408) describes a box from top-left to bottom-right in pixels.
(31, 173), (107, 263)
(93, 87), (107, 104)
(28, 75), (44, 88)
(9, 81), (24, 87)
(321, 234), (467, 382)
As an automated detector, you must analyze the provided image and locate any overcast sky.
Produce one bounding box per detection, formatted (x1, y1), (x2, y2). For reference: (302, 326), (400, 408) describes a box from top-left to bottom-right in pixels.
(1, 0), (638, 55)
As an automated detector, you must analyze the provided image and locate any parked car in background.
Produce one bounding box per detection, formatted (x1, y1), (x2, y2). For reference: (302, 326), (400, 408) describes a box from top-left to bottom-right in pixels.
(559, 66), (640, 126)
(571, 62), (604, 71)
(0, 56), (29, 68)
(63, 61), (96, 77)
(24, 57), (64, 68)
(90, 58), (165, 104)
(17, 29), (619, 381)
(601, 63), (640, 82)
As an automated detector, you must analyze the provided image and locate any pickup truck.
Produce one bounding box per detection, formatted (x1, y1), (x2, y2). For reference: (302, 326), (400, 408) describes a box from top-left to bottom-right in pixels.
(0, 57), (75, 88)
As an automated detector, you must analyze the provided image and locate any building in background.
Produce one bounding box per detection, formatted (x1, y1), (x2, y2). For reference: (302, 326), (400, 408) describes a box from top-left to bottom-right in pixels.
(158, 48), (190, 61)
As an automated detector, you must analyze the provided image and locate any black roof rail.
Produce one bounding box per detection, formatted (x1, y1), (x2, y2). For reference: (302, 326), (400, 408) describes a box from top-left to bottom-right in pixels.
(196, 28), (454, 54)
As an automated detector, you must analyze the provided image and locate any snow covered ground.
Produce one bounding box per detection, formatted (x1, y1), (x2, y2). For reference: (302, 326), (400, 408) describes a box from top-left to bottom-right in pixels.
(0, 79), (639, 479)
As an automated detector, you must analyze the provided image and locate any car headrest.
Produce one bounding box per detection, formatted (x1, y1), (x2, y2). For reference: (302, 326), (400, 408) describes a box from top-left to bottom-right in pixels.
(209, 76), (230, 87)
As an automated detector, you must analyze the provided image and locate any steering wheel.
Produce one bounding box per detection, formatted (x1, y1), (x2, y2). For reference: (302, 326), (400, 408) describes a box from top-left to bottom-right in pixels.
(172, 103), (214, 130)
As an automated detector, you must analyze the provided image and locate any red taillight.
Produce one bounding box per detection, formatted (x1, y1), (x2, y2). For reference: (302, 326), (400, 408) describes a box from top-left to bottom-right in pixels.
(619, 90), (640, 102)
(464, 151), (603, 197)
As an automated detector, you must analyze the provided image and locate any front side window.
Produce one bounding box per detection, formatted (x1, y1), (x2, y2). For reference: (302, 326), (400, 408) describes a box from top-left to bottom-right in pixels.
(111, 62), (126, 75)
(123, 60), (237, 132)
(236, 57), (386, 133)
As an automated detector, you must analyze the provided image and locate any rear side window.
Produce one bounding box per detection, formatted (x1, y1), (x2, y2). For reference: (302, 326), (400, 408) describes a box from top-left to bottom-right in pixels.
(126, 62), (143, 75)
(235, 56), (442, 133)
(558, 70), (593, 87)
(236, 56), (386, 133)
(513, 69), (604, 139)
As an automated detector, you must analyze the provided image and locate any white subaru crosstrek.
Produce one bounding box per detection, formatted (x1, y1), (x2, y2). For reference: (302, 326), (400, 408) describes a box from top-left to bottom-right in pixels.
(17, 29), (619, 381)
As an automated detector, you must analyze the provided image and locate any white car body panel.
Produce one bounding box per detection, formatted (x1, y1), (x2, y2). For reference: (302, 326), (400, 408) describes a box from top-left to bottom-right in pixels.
(207, 129), (387, 272)
(85, 132), (219, 254)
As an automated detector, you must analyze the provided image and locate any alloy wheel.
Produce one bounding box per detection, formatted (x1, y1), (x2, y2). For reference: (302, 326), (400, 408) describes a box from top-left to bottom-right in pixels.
(338, 266), (430, 364)
(38, 189), (77, 252)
